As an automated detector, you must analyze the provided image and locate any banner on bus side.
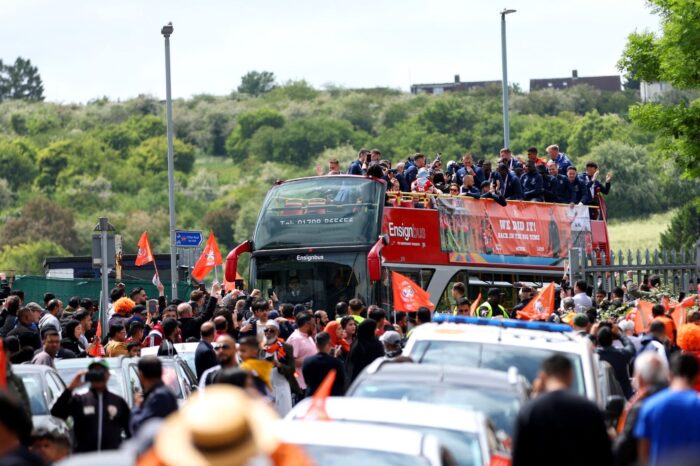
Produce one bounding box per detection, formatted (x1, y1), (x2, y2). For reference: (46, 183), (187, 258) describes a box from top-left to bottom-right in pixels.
(435, 198), (592, 260)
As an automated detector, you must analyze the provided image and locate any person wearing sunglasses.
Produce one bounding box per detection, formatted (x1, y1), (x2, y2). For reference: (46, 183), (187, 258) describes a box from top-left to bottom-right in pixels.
(199, 334), (238, 390)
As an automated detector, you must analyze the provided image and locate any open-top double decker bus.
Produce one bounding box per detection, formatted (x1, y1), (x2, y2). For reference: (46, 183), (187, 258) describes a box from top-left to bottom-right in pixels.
(225, 175), (610, 312)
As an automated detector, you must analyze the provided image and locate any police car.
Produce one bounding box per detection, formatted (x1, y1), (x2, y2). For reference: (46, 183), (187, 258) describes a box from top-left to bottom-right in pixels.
(403, 316), (606, 408)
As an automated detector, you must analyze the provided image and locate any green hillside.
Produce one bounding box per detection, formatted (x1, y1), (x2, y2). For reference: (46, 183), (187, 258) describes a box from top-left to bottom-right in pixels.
(0, 80), (698, 274)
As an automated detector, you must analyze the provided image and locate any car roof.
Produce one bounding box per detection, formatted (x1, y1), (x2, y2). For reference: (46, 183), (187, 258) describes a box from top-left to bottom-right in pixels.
(409, 323), (587, 353)
(54, 357), (133, 369)
(140, 342), (199, 356)
(361, 361), (524, 391)
(276, 420), (429, 455)
(12, 364), (57, 374)
(286, 397), (485, 433)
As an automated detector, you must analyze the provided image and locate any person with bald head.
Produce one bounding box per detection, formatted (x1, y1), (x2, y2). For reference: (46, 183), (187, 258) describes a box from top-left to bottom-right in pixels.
(178, 288), (217, 342)
(195, 321), (218, 380)
(199, 334), (238, 389)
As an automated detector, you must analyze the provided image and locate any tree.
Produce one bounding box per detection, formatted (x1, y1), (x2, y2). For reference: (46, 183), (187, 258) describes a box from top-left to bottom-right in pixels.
(237, 71), (276, 96)
(0, 138), (37, 190)
(659, 197), (700, 251)
(128, 136), (196, 174)
(0, 57), (44, 101)
(225, 108), (285, 160)
(0, 241), (69, 275)
(0, 197), (80, 254)
(617, 0), (700, 178)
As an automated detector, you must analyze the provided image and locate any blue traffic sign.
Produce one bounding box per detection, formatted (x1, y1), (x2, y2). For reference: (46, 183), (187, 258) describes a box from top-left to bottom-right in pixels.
(175, 230), (203, 247)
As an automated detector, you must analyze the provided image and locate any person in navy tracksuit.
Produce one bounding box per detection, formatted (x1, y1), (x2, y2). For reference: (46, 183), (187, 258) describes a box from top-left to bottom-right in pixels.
(521, 161), (544, 202)
(566, 166), (591, 204)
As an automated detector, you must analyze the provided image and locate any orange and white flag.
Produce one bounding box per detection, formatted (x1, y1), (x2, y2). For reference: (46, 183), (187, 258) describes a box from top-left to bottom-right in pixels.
(135, 232), (155, 266)
(517, 282), (556, 321)
(391, 272), (434, 312)
(191, 232), (223, 281)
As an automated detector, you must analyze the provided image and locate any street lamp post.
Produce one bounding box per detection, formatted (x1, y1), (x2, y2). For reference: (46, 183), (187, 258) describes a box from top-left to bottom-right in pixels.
(500, 8), (516, 149)
(161, 22), (178, 300)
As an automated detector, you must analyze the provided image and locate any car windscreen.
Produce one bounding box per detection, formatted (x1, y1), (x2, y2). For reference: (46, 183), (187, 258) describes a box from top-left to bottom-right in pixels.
(19, 373), (49, 415)
(411, 340), (585, 396)
(299, 445), (431, 466)
(352, 381), (520, 436)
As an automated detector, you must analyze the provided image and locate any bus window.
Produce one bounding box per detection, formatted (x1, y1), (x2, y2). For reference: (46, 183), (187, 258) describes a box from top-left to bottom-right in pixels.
(254, 252), (366, 312)
(435, 270), (469, 313)
(381, 268), (434, 311)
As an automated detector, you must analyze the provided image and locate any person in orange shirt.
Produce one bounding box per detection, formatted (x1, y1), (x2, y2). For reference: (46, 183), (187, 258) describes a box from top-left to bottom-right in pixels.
(652, 304), (677, 346)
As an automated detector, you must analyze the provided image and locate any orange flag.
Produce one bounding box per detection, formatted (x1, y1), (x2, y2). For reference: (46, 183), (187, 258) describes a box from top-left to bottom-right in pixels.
(670, 296), (695, 329)
(0, 339), (7, 389)
(391, 272), (434, 312)
(135, 232), (155, 266)
(517, 282), (556, 321)
(88, 321), (104, 357)
(469, 292), (482, 316)
(634, 300), (654, 334)
(301, 369), (336, 421)
(191, 232), (223, 282)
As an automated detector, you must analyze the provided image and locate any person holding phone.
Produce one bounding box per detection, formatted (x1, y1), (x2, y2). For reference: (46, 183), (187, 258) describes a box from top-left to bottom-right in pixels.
(51, 360), (131, 452)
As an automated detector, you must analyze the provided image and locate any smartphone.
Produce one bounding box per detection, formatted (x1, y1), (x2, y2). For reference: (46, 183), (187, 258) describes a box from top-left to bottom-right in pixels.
(235, 279), (244, 291)
(147, 299), (158, 314)
(85, 370), (105, 383)
(267, 288), (274, 298)
(198, 284), (206, 292)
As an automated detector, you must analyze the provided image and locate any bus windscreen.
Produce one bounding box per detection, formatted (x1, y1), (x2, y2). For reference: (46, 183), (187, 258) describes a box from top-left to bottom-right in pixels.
(254, 177), (384, 250)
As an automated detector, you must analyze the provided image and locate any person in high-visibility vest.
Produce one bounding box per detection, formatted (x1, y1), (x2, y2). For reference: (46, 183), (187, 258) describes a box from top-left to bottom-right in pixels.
(477, 288), (509, 319)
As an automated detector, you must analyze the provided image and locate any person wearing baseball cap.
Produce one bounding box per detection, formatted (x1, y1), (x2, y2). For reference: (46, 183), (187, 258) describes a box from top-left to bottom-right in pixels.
(380, 331), (403, 360)
(50, 358), (131, 452)
(477, 288), (509, 319)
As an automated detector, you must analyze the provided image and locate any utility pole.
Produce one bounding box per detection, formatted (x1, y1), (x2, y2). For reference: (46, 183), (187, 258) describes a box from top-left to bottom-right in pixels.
(162, 22), (178, 299)
(500, 9), (516, 149)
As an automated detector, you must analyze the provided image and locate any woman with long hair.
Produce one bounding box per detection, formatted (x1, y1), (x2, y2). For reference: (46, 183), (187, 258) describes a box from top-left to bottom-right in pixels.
(340, 316), (358, 347)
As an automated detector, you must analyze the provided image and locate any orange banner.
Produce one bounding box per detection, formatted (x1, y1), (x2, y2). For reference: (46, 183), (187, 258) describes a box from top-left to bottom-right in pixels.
(437, 198), (592, 259)
(517, 282), (556, 321)
(392, 271), (434, 312)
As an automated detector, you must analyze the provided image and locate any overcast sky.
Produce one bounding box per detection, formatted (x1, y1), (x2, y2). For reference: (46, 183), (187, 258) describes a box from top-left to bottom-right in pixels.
(1, 0), (660, 102)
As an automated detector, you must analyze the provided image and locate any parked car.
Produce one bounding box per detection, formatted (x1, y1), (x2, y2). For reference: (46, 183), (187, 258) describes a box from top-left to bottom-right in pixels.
(276, 420), (455, 466)
(54, 357), (142, 408)
(159, 357), (198, 403)
(141, 342), (199, 375)
(346, 361), (529, 437)
(286, 397), (510, 466)
(12, 364), (70, 437)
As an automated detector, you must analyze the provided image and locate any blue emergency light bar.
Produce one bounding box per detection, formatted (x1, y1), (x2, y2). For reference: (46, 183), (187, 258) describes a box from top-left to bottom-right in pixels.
(433, 314), (573, 333)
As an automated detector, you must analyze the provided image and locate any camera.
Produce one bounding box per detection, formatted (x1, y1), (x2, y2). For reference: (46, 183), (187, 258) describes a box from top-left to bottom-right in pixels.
(85, 370), (105, 383)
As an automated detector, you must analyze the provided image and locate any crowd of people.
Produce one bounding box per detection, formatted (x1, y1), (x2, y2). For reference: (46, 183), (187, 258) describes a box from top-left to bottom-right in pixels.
(335, 146), (613, 216)
(1, 268), (699, 465)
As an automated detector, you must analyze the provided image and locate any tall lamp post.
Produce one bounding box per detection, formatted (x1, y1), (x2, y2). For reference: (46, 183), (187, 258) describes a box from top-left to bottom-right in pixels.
(500, 8), (516, 149)
(161, 22), (178, 300)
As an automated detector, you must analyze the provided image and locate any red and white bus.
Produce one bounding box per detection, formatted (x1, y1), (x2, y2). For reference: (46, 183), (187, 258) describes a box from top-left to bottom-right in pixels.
(225, 175), (610, 311)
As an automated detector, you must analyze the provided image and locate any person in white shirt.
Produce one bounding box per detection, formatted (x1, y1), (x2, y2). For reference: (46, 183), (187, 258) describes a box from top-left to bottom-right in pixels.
(39, 299), (63, 339)
(572, 280), (593, 312)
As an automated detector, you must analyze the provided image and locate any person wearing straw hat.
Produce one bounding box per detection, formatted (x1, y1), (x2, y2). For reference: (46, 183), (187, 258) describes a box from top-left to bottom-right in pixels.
(150, 386), (278, 466)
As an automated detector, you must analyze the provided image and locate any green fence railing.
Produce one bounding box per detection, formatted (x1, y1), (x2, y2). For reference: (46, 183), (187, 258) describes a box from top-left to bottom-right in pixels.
(11, 276), (193, 306)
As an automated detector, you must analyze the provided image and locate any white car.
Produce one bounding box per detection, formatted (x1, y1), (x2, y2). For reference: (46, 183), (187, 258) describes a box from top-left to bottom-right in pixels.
(404, 317), (605, 407)
(286, 397), (509, 466)
(276, 420), (454, 466)
(141, 341), (199, 375)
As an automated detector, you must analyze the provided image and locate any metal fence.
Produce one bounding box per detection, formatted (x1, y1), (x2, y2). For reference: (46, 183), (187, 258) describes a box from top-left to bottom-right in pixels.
(569, 243), (700, 296)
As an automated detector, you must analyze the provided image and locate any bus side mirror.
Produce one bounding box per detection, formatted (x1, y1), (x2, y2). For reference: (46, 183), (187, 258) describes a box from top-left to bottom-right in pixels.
(225, 240), (252, 282)
(368, 235), (389, 282)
